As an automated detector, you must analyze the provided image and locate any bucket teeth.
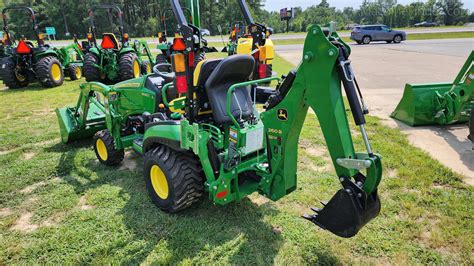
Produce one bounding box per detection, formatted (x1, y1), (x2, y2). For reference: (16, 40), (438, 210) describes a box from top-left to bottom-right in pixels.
(320, 201), (328, 206)
(311, 207), (322, 213)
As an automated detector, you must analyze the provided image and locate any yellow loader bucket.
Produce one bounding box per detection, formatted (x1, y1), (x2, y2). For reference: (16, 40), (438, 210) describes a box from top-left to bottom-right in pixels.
(391, 51), (474, 126)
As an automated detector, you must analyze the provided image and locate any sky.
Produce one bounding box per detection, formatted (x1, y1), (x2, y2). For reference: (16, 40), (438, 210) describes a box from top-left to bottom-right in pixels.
(263, 0), (474, 12)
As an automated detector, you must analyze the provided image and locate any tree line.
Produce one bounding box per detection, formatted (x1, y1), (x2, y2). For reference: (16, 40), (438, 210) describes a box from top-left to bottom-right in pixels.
(1, 0), (472, 40)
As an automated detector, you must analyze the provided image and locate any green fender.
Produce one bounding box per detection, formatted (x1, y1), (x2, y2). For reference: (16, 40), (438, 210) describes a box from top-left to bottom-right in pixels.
(119, 47), (135, 55)
(35, 49), (59, 59)
(142, 123), (182, 153)
(88, 47), (100, 56)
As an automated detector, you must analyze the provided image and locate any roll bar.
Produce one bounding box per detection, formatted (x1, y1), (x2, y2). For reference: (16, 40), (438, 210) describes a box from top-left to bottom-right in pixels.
(88, 4), (125, 44)
(2, 6), (40, 45)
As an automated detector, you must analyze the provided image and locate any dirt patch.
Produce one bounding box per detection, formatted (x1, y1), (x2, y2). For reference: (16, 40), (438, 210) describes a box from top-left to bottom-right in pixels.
(20, 178), (60, 194)
(20, 181), (46, 194)
(250, 195), (269, 206)
(387, 169), (398, 178)
(41, 213), (64, 227)
(77, 195), (95, 210)
(304, 146), (327, 158)
(272, 225), (283, 235)
(0, 208), (13, 217)
(23, 152), (36, 160)
(119, 151), (138, 171)
(11, 212), (38, 233)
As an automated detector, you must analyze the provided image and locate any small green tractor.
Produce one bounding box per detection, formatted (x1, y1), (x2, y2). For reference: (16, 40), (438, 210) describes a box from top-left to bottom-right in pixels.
(57, 0), (383, 238)
(0, 6), (83, 89)
(83, 4), (155, 83)
(391, 51), (474, 144)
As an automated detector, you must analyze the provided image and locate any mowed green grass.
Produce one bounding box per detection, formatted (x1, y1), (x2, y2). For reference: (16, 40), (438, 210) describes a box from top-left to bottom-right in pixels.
(0, 55), (473, 264)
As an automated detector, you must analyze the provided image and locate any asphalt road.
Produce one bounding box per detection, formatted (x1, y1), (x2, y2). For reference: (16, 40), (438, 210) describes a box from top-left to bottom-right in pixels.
(277, 38), (474, 183)
(50, 26), (474, 46)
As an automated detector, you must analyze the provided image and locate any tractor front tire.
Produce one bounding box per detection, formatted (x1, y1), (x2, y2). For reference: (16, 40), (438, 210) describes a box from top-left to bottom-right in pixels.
(141, 60), (152, 75)
(68, 64), (82, 80)
(144, 145), (203, 213)
(119, 52), (140, 81)
(93, 130), (124, 166)
(0, 57), (29, 89)
(35, 56), (64, 87)
(83, 53), (102, 82)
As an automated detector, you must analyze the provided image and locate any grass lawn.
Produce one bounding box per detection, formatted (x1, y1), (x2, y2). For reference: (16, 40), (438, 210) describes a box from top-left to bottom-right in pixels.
(0, 54), (473, 264)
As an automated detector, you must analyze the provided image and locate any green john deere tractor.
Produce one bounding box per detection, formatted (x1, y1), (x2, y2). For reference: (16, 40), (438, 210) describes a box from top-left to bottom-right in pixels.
(57, 0), (383, 238)
(83, 4), (155, 83)
(391, 51), (474, 145)
(0, 6), (83, 88)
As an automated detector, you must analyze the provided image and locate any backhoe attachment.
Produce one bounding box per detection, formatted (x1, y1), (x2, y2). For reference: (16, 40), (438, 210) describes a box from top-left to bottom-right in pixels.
(261, 23), (382, 237)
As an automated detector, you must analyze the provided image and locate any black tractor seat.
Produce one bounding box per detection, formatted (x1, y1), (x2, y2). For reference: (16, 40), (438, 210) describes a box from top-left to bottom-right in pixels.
(145, 74), (178, 112)
(196, 54), (255, 125)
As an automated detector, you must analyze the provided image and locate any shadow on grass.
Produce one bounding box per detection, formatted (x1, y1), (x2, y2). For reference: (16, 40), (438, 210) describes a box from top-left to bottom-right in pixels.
(48, 142), (340, 264)
(0, 83), (51, 93)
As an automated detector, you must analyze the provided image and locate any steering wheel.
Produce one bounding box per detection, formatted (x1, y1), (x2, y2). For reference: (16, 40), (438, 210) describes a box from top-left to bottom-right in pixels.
(153, 63), (175, 81)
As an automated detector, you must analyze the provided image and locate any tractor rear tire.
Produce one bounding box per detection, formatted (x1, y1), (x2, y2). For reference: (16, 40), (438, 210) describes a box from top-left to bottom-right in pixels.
(141, 60), (152, 75)
(469, 108), (473, 143)
(144, 145), (203, 213)
(93, 130), (124, 166)
(0, 57), (29, 89)
(155, 54), (168, 64)
(68, 64), (82, 80)
(83, 53), (102, 82)
(119, 52), (140, 81)
(35, 56), (64, 88)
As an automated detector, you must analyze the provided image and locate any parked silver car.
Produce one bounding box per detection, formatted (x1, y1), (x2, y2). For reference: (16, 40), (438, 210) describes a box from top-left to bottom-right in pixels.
(350, 25), (406, 44)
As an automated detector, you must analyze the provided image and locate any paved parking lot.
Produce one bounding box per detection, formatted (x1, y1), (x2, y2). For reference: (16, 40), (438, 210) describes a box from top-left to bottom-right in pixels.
(277, 38), (474, 183)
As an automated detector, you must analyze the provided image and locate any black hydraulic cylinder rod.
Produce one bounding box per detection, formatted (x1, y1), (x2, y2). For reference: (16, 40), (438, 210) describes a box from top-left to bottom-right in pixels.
(237, 0), (254, 24)
(337, 47), (366, 126)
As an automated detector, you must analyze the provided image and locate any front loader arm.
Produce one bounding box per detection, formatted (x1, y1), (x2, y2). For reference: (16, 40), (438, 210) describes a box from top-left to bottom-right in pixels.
(261, 24), (382, 237)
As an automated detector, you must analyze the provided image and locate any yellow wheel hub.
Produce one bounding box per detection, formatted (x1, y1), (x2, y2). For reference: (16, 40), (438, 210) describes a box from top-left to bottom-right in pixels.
(133, 60), (140, 78)
(147, 64), (151, 74)
(96, 139), (108, 161)
(51, 63), (62, 81)
(15, 71), (26, 82)
(75, 67), (82, 79)
(150, 165), (169, 199)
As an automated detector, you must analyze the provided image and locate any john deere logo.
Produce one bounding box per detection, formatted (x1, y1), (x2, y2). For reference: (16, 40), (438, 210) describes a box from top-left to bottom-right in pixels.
(277, 109), (288, 121)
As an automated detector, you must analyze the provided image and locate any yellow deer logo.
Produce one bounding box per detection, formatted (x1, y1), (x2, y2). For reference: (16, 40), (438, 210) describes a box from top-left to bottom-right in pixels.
(277, 109), (288, 121)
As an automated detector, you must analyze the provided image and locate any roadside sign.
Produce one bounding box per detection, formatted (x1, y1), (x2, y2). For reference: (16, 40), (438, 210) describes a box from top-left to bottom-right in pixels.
(46, 27), (56, 35)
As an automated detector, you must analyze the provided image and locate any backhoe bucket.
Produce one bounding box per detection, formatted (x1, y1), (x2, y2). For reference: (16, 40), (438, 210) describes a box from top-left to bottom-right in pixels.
(391, 83), (453, 126)
(56, 105), (106, 143)
(304, 182), (381, 238)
